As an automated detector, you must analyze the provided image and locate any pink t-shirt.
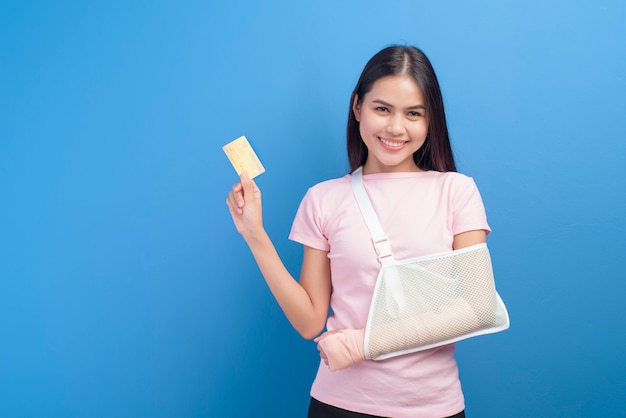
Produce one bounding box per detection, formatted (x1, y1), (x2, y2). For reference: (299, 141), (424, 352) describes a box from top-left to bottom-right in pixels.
(289, 170), (491, 418)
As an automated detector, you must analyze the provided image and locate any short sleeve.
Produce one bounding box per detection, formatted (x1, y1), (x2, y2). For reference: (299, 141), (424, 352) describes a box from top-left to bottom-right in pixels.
(288, 187), (330, 251)
(451, 176), (491, 236)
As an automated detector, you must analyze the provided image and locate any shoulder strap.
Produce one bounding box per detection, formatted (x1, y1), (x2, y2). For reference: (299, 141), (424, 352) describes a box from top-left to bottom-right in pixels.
(351, 167), (394, 263)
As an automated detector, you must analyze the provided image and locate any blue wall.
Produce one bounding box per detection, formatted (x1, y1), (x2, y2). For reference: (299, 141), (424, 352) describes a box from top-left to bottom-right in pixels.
(1, 1), (625, 417)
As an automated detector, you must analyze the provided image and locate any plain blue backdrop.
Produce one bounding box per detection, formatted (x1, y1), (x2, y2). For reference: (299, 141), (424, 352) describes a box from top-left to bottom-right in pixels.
(1, 1), (625, 417)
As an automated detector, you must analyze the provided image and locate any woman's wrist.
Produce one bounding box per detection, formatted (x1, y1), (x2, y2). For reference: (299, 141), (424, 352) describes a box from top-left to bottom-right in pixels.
(242, 225), (269, 247)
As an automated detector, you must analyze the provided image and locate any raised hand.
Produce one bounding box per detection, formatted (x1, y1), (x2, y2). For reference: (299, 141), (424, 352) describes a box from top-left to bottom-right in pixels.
(225, 173), (264, 240)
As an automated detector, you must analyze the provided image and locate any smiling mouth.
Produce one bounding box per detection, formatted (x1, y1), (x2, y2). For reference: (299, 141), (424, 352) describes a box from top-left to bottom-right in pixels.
(379, 137), (407, 148)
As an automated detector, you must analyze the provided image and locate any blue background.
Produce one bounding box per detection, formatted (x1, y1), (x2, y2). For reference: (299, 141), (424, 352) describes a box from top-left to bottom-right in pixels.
(1, 1), (625, 417)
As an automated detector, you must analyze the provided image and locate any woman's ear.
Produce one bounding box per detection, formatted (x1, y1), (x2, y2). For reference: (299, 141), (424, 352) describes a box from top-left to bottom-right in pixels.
(352, 95), (361, 122)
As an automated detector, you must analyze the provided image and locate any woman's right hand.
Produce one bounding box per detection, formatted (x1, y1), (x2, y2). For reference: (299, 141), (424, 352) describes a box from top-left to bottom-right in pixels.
(226, 173), (264, 240)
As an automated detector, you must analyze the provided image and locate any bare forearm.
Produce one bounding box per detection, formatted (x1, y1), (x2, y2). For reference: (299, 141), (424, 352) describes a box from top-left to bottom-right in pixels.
(226, 174), (327, 339)
(244, 230), (323, 338)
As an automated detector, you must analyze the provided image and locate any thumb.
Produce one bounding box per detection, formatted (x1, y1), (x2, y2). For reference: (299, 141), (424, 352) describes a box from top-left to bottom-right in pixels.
(240, 172), (260, 199)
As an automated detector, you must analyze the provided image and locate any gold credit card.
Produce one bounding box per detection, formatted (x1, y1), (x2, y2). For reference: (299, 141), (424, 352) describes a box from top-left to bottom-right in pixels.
(222, 135), (265, 178)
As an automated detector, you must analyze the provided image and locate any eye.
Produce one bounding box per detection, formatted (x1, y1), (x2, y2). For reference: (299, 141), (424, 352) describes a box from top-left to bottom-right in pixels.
(375, 106), (389, 113)
(407, 111), (422, 119)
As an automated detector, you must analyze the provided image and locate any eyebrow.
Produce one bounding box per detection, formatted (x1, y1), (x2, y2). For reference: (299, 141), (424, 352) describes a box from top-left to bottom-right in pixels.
(372, 99), (425, 110)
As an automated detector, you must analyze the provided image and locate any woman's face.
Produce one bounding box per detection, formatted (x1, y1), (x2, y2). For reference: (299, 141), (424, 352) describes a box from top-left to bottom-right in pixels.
(353, 75), (429, 174)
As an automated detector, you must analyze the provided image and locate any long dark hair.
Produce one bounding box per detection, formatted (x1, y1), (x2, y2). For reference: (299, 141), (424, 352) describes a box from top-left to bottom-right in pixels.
(347, 45), (456, 173)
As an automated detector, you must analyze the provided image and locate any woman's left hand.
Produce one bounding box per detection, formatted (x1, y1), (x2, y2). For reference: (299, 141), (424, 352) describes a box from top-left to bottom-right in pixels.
(314, 328), (366, 371)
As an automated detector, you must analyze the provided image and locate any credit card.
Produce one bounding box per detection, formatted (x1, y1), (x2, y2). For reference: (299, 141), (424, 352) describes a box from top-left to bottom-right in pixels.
(222, 135), (266, 178)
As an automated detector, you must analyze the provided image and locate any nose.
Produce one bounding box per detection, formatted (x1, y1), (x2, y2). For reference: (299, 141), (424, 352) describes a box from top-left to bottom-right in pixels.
(386, 114), (404, 136)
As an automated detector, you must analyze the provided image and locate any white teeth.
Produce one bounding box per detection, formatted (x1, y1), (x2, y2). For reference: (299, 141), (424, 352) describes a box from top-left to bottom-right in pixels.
(379, 137), (405, 148)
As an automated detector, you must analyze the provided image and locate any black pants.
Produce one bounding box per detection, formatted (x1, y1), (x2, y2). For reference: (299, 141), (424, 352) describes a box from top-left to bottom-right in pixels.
(308, 397), (466, 418)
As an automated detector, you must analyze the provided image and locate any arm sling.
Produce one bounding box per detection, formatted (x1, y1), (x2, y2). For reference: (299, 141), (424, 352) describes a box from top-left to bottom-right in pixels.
(352, 167), (510, 361)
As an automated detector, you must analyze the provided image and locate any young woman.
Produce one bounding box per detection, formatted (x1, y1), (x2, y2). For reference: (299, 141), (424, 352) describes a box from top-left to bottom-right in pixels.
(226, 45), (490, 418)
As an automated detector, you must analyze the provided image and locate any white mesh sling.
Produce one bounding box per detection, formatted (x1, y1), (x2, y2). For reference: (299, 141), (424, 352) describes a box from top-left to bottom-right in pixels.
(352, 167), (510, 361)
